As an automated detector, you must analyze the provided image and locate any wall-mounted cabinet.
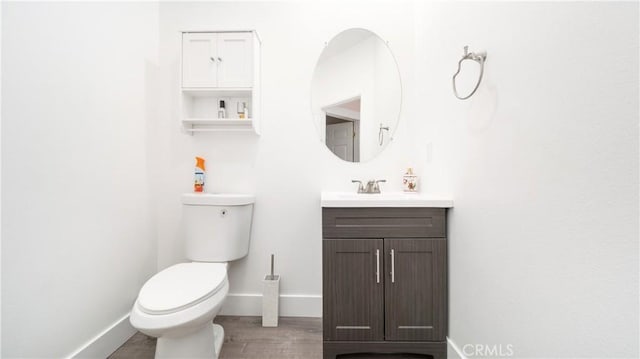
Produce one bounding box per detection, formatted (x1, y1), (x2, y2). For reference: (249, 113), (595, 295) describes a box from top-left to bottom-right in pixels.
(180, 30), (261, 134)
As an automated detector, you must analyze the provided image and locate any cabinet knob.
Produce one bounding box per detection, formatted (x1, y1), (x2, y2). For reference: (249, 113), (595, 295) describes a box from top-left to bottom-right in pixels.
(217, 57), (223, 62)
(210, 57), (216, 62)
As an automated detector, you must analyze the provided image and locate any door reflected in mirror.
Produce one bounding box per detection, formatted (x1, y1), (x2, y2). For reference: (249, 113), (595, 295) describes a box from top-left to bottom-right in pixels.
(325, 97), (361, 162)
(311, 28), (402, 163)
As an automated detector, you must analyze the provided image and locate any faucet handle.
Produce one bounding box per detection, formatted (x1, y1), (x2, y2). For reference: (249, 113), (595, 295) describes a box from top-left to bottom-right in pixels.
(351, 180), (364, 193)
(373, 179), (386, 193)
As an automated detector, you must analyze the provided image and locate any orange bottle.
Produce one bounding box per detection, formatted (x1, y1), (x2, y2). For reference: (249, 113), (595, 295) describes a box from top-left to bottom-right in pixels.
(194, 157), (205, 192)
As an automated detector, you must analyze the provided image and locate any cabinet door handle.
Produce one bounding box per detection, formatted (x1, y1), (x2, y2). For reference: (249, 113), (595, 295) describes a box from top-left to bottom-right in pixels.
(217, 57), (223, 62)
(375, 249), (380, 284)
(390, 249), (395, 283)
(210, 56), (216, 62)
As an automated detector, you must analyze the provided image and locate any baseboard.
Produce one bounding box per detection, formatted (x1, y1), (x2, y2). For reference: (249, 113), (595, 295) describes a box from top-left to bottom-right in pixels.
(447, 337), (469, 359)
(66, 313), (136, 359)
(65, 294), (320, 358)
(220, 293), (322, 317)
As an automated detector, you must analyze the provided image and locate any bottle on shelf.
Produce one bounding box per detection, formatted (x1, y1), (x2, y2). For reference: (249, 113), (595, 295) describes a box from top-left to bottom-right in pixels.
(237, 101), (249, 119)
(217, 100), (227, 119)
(237, 102), (245, 119)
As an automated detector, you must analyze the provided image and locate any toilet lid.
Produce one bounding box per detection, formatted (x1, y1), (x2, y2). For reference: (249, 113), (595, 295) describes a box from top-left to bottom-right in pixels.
(137, 262), (227, 315)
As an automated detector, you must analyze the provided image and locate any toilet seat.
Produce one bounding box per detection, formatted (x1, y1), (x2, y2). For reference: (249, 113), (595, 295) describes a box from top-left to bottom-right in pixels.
(137, 262), (227, 315)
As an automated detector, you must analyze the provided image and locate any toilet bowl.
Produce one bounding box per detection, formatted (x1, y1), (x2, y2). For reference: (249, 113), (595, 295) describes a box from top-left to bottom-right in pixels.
(130, 193), (255, 359)
(130, 262), (229, 358)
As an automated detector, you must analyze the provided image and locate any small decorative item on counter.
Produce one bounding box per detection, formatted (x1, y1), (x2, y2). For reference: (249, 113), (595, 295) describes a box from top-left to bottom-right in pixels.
(194, 157), (206, 192)
(403, 167), (418, 192)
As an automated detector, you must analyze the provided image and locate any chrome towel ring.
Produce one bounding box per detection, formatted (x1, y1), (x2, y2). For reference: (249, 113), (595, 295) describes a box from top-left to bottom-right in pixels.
(452, 46), (487, 100)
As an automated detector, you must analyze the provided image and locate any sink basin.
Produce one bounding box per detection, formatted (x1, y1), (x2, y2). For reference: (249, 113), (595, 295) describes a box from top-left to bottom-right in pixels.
(321, 192), (453, 208)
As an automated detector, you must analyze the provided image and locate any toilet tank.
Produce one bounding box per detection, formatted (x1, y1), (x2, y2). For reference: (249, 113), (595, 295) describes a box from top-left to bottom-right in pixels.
(182, 193), (255, 262)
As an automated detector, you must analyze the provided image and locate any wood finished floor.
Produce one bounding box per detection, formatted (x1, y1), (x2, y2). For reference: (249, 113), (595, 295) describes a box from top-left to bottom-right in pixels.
(109, 316), (322, 359)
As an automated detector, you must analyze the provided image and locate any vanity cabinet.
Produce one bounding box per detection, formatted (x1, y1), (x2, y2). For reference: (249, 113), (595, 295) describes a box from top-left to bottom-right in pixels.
(180, 31), (261, 134)
(322, 207), (448, 359)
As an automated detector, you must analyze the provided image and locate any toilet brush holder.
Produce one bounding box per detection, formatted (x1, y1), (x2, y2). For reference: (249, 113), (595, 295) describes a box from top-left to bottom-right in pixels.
(262, 274), (280, 327)
(263, 254), (280, 327)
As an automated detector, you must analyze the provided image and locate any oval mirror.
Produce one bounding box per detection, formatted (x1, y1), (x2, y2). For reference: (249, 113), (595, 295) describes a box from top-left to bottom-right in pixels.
(311, 28), (402, 163)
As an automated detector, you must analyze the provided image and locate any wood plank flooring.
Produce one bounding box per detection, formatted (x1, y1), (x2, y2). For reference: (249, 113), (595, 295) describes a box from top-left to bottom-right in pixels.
(109, 316), (322, 359)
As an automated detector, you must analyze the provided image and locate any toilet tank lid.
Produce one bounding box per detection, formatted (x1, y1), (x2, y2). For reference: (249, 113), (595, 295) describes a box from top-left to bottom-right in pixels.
(182, 193), (255, 206)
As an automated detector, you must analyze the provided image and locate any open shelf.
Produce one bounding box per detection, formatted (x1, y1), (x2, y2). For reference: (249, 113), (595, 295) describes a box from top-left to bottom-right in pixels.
(182, 118), (255, 133)
(182, 88), (252, 98)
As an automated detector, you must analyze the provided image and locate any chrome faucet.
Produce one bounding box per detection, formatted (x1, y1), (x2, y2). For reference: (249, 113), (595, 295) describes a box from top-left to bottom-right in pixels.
(352, 179), (386, 194)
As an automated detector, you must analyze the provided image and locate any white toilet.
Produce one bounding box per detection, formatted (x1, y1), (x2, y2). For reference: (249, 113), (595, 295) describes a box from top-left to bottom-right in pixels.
(130, 193), (255, 359)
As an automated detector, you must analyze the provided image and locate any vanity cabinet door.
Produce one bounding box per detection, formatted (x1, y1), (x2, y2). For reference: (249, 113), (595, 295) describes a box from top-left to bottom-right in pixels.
(216, 32), (253, 88)
(182, 33), (218, 88)
(384, 238), (447, 341)
(323, 239), (384, 341)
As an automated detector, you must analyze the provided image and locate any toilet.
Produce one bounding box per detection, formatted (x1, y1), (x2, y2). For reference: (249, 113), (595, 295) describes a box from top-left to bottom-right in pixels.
(130, 193), (255, 359)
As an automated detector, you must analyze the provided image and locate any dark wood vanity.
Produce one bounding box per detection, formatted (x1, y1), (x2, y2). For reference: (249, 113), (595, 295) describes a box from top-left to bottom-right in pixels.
(322, 207), (448, 359)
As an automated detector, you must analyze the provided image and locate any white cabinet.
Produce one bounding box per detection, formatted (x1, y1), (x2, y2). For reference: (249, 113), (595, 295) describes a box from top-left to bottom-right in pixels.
(180, 31), (261, 134)
(182, 32), (253, 88)
(182, 33), (218, 88)
(217, 33), (253, 88)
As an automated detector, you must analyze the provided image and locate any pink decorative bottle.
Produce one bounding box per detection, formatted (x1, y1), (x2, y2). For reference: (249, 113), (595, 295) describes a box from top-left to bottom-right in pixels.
(402, 168), (418, 192)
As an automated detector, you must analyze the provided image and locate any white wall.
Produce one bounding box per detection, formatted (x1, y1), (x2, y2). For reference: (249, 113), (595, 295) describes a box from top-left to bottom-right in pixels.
(414, 2), (639, 358)
(0, 3), (3, 356)
(2, 2), (158, 357)
(156, 1), (417, 315)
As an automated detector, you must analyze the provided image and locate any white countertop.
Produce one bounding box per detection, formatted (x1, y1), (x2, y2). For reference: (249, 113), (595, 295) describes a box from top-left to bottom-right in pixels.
(321, 191), (454, 208)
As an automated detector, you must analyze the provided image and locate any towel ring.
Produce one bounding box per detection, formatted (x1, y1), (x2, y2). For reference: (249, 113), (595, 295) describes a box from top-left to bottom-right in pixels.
(452, 46), (487, 100)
